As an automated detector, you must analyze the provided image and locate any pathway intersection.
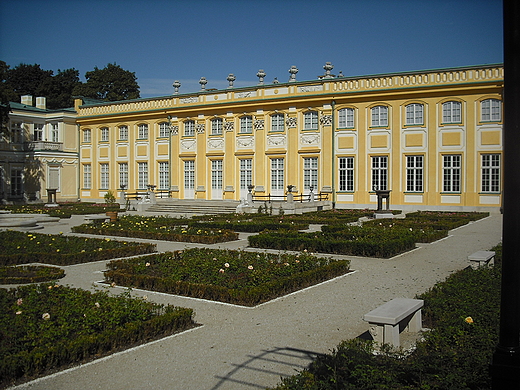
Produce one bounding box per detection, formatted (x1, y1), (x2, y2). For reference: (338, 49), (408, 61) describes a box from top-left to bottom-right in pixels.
(2, 211), (503, 390)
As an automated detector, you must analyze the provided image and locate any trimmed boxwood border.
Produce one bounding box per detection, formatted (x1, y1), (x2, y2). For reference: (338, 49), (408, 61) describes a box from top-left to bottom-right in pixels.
(0, 265), (65, 284)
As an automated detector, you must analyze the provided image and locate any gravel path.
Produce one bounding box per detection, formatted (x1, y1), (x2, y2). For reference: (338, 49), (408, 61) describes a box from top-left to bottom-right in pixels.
(3, 212), (502, 390)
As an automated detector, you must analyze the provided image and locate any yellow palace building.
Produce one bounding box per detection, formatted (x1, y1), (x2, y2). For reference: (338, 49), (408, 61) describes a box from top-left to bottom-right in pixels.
(75, 63), (504, 212)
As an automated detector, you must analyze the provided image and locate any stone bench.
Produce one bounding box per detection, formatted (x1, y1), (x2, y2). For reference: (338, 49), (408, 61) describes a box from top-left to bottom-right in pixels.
(363, 298), (424, 348)
(84, 215), (110, 224)
(468, 250), (495, 268)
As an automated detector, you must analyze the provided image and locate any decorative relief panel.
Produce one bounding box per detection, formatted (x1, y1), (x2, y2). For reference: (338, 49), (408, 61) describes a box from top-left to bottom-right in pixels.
(196, 123), (205, 134)
(297, 85), (323, 93)
(286, 117), (297, 128)
(236, 136), (255, 149)
(180, 139), (197, 151)
(180, 97), (198, 104)
(170, 125), (179, 135)
(207, 138), (224, 150)
(267, 134), (287, 147)
(300, 133), (320, 146)
(320, 115), (332, 126)
(224, 121), (234, 132)
(254, 119), (265, 130)
(235, 91), (257, 98)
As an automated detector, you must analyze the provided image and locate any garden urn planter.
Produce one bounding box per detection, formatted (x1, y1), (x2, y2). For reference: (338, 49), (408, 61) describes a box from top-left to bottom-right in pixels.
(106, 211), (118, 222)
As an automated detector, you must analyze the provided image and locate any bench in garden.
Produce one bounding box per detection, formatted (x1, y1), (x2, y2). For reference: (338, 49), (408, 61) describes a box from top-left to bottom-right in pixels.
(468, 250), (495, 268)
(84, 215), (110, 224)
(363, 298), (424, 348)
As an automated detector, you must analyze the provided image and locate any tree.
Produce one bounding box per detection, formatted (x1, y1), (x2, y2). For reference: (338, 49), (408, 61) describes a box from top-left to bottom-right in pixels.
(0, 61), (15, 137)
(5, 63), (53, 100)
(39, 68), (81, 109)
(73, 63), (140, 101)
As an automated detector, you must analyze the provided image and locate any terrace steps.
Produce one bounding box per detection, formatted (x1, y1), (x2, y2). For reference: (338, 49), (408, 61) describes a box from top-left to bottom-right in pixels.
(145, 199), (240, 215)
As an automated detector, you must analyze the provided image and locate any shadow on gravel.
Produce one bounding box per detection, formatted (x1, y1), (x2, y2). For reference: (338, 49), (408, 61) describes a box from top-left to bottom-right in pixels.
(211, 346), (324, 389)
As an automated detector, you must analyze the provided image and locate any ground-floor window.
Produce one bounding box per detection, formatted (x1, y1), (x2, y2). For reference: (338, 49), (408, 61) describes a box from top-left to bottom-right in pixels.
(271, 158), (284, 195)
(158, 162), (169, 189)
(48, 166), (60, 191)
(371, 156), (388, 191)
(481, 154), (500, 193)
(138, 162), (148, 189)
(303, 157), (318, 191)
(100, 163), (109, 190)
(406, 155), (423, 192)
(119, 163), (128, 189)
(240, 159), (253, 190)
(443, 154), (461, 192)
(338, 157), (354, 191)
(83, 164), (91, 189)
(10, 168), (23, 196)
(211, 160), (223, 190)
(184, 160), (195, 190)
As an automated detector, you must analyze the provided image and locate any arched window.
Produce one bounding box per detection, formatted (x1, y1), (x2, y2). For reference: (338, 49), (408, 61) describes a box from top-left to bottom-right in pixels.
(338, 108), (354, 128)
(405, 103), (424, 125)
(371, 106), (388, 127)
(481, 99), (501, 122)
(304, 111), (318, 130)
(184, 120), (195, 136)
(271, 113), (284, 131)
(211, 118), (223, 135)
(240, 116), (252, 133)
(442, 101), (462, 123)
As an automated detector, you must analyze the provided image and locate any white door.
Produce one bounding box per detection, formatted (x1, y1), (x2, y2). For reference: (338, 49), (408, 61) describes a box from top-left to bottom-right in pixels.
(270, 158), (284, 198)
(184, 160), (195, 199)
(211, 160), (223, 199)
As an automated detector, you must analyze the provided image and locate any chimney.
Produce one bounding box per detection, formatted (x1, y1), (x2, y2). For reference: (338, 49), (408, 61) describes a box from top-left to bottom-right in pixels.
(36, 97), (46, 109)
(21, 95), (33, 106)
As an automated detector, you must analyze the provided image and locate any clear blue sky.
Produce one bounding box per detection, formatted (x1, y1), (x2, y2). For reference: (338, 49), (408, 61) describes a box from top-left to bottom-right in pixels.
(0, 0), (503, 98)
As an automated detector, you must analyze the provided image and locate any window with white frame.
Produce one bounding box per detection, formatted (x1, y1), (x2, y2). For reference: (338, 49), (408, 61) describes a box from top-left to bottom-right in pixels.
(100, 163), (109, 189)
(83, 129), (91, 143)
(303, 157), (318, 191)
(338, 108), (354, 128)
(51, 123), (59, 142)
(211, 118), (223, 135)
(442, 101), (462, 123)
(184, 160), (195, 189)
(371, 106), (388, 127)
(83, 164), (91, 189)
(10, 122), (23, 143)
(371, 156), (388, 191)
(481, 99), (502, 122)
(138, 162), (148, 189)
(159, 122), (170, 138)
(119, 163), (128, 189)
(406, 155), (424, 192)
(338, 157), (354, 192)
(159, 162), (169, 189)
(119, 125), (128, 140)
(271, 113), (285, 132)
(100, 127), (109, 142)
(405, 103), (424, 125)
(211, 160), (223, 190)
(481, 154), (500, 193)
(271, 158), (284, 191)
(34, 123), (44, 141)
(240, 116), (253, 133)
(184, 120), (195, 136)
(240, 159), (253, 190)
(443, 155), (461, 192)
(304, 111), (318, 130)
(138, 124), (148, 139)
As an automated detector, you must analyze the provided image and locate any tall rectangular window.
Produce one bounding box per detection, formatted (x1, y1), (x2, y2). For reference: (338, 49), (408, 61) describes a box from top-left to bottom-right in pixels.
(304, 111), (318, 130)
(34, 124), (44, 141)
(100, 163), (109, 189)
(271, 158), (284, 191)
(481, 154), (500, 193)
(481, 99), (501, 122)
(442, 101), (462, 123)
(10, 168), (23, 196)
(119, 163), (128, 189)
(443, 155), (461, 192)
(303, 157), (318, 191)
(159, 162), (169, 189)
(406, 155), (424, 192)
(211, 118), (223, 135)
(184, 120), (195, 136)
(371, 106), (388, 127)
(271, 114), (285, 132)
(240, 159), (253, 190)
(184, 160), (195, 189)
(48, 166), (60, 191)
(138, 162), (148, 189)
(338, 108), (354, 128)
(10, 122), (23, 143)
(119, 125), (128, 140)
(138, 124), (148, 139)
(83, 164), (91, 189)
(240, 116), (253, 133)
(371, 156), (388, 191)
(100, 127), (109, 142)
(405, 104), (424, 125)
(83, 129), (91, 143)
(339, 157), (354, 191)
(211, 160), (223, 190)
(159, 122), (170, 138)
(51, 123), (59, 142)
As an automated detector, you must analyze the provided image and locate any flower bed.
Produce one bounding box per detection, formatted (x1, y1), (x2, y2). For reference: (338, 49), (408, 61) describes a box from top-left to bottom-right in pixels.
(187, 218), (308, 232)
(0, 202), (122, 219)
(0, 284), (195, 388)
(72, 215), (238, 243)
(269, 245), (501, 389)
(0, 265), (65, 284)
(0, 231), (156, 266)
(104, 248), (351, 306)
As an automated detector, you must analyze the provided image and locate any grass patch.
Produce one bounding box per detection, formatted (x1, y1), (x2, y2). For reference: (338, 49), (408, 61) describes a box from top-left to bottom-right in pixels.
(104, 248), (351, 306)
